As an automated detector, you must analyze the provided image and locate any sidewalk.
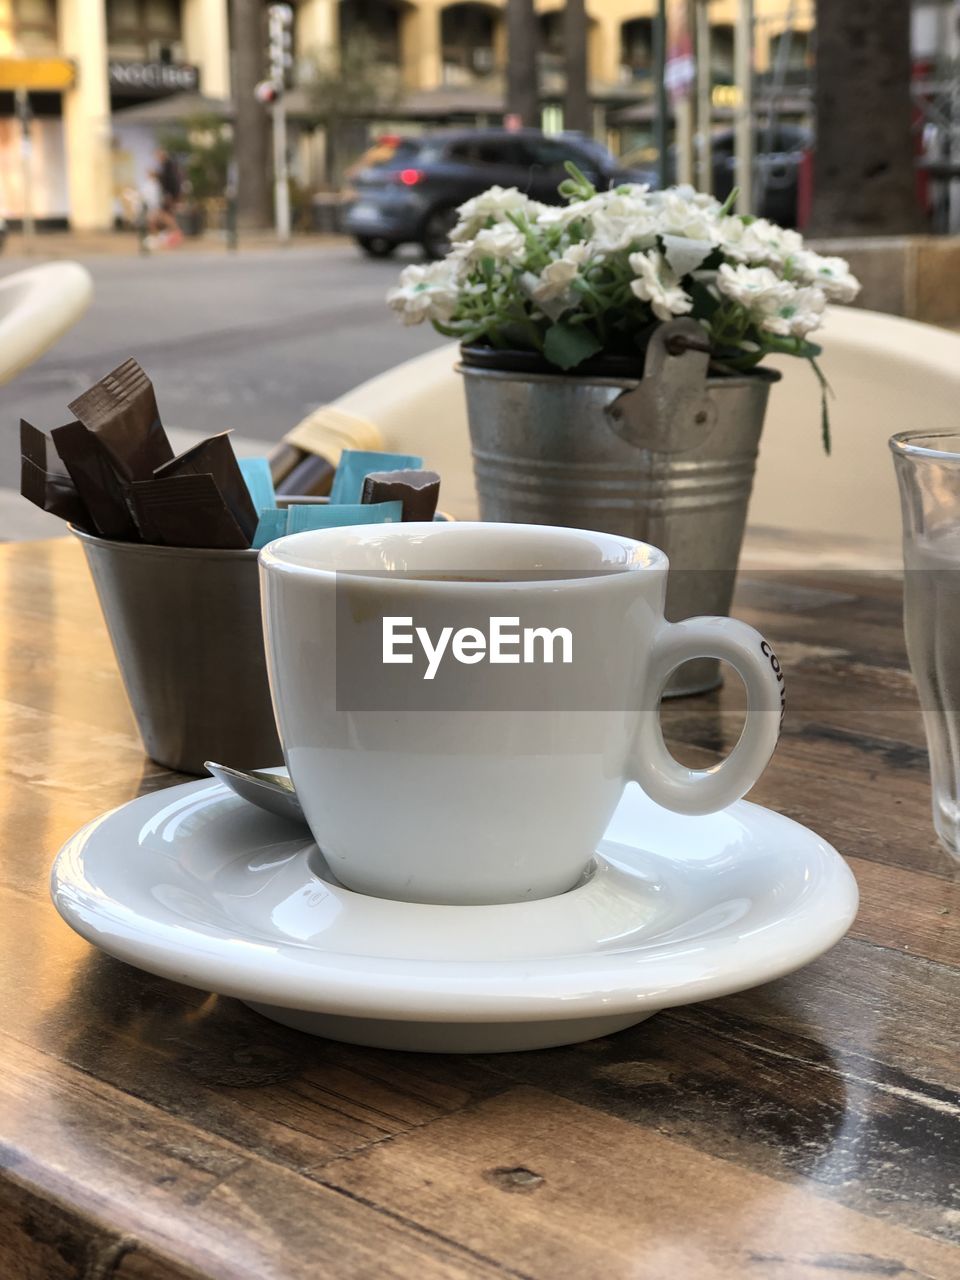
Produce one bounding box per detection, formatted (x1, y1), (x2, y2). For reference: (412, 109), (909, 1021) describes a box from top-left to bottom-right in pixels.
(2, 228), (347, 259)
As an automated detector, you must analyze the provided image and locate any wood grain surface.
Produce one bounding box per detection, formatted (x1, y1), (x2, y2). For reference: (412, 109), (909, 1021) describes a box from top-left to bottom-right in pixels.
(0, 539), (956, 1280)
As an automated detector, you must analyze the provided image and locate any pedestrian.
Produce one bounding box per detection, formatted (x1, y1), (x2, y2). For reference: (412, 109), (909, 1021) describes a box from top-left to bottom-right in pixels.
(147, 148), (184, 248)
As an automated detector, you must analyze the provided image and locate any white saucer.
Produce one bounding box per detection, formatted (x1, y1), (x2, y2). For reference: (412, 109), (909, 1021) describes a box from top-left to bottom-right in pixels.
(50, 778), (858, 1053)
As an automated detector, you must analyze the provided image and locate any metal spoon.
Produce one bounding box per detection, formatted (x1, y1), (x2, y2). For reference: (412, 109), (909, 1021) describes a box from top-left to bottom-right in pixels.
(204, 761), (306, 826)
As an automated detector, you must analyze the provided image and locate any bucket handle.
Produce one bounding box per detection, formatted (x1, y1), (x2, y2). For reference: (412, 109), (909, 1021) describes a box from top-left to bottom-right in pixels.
(604, 318), (718, 453)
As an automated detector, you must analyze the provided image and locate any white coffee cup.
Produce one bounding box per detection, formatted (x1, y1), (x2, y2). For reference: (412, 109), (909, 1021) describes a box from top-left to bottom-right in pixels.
(260, 522), (784, 906)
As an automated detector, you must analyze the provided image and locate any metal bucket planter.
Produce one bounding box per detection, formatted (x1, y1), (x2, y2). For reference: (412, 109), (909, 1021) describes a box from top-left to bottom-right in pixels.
(460, 319), (779, 695)
(75, 529), (281, 775)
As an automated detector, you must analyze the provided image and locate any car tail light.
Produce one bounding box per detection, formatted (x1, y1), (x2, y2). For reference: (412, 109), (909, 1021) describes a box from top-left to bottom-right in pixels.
(395, 168), (425, 186)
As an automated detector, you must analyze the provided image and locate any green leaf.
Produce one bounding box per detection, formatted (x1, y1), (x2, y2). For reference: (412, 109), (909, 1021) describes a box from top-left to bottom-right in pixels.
(543, 322), (603, 370)
(558, 161), (597, 203)
(718, 187), (740, 217)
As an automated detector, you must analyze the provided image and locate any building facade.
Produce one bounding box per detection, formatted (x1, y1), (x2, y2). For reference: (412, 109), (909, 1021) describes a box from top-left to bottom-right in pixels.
(0, 0), (229, 229)
(293, 0), (813, 95)
(289, 0), (814, 183)
(0, 0), (816, 230)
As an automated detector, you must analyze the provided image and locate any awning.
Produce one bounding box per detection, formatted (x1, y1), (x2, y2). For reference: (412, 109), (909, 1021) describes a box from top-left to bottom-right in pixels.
(282, 84), (505, 122)
(112, 92), (233, 125)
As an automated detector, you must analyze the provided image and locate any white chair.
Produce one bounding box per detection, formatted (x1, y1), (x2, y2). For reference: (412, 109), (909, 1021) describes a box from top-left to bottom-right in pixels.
(754, 308), (960, 564)
(0, 262), (94, 541)
(0, 261), (93, 386)
(321, 307), (960, 563)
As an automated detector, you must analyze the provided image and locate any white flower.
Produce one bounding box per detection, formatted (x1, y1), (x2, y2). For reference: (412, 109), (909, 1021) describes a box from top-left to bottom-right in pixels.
(716, 262), (788, 306)
(531, 242), (593, 304)
(463, 221), (527, 266)
(761, 284), (827, 338)
(664, 184), (723, 212)
(590, 192), (659, 253)
(386, 260), (459, 326)
(716, 263), (826, 339)
(718, 216), (803, 266)
(628, 249), (693, 322)
(609, 182), (651, 200)
(793, 251), (861, 303)
(648, 189), (719, 242)
(450, 187), (543, 241)
(535, 196), (602, 229)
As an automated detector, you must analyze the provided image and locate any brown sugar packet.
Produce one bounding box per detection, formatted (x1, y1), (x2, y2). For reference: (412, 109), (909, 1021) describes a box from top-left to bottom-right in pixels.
(20, 420), (92, 529)
(129, 473), (250, 550)
(52, 420), (141, 541)
(154, 433), (259, 543)
(361, 469), (440, 522)
(68, 358), (174, 481)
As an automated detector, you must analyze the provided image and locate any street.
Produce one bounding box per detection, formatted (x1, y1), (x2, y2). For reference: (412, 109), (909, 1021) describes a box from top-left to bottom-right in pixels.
(0, 241), (446, 530)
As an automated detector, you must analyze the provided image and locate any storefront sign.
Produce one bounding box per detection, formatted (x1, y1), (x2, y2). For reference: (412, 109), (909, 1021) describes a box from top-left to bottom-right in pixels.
(0, 58), (75, 91)
(109, 62), (199, 96)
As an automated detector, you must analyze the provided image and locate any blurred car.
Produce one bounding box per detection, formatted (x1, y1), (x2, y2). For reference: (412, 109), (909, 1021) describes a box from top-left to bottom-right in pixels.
(622, 125), (812, 226)
(344, 128), (643, 259)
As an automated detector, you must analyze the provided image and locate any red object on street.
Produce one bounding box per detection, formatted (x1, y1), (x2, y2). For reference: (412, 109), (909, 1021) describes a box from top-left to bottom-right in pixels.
(396, 169), (424, 186)
(912, 57), (932, 217)
(504, 113), (522, 132)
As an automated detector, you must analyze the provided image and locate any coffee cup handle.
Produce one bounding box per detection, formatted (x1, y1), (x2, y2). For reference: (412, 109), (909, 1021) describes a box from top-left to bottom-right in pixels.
(630, 616), (784, 815)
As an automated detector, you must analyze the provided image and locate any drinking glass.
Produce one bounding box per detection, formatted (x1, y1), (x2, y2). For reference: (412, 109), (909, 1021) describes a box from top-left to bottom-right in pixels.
(891, 430), (960, 859)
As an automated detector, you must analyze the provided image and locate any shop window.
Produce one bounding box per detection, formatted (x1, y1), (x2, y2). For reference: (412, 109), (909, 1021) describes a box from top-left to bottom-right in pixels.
(442, 3), (498, 84)
(339, 0), (404, 68)
(769, 30), (811, 75)
(13, 0), (57, 52)
(621, 18), (653, 82)
(107, 0), (182, 57)
(711, 24), (734, 82)
(537, 10), (563, 75)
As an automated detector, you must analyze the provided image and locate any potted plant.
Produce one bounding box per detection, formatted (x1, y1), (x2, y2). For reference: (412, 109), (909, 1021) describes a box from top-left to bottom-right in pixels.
(161, 113), (233, 237)
(387, 166), (861, 694)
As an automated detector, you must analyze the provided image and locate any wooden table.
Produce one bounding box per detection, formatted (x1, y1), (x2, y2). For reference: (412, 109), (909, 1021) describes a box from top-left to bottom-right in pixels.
(1, 539), (957, 1280)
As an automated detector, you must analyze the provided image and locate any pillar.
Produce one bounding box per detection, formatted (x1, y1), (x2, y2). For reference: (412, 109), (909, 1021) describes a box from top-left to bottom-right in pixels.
(0, 0), (15, 56)
(594, 15), (622, 86)
(183, 0), (231, 98)
(59, 0), (113, 230)
(492, 7), (507, 74)
(296, 0), (339, 59)
(401, 1), (442, 91)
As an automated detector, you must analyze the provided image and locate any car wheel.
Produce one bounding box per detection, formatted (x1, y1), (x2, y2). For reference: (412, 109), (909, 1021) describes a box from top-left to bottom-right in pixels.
(357, 236), (396, 259)
(420, 207), (457, 259)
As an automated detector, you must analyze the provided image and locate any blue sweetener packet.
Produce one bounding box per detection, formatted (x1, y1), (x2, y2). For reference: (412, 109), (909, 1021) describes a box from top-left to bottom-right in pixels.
(329, 449), (423, 504)
(285, 501), (403, 534)
(239, 457), (276, 515)
(251, 508), (288, 550)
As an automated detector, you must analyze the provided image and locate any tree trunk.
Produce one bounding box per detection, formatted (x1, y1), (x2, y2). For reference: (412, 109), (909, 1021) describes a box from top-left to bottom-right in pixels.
(563, 0), (591, 135)
(230, 0), (272, 229)
(809, 0), (921, 236)
(506, 0), (539, 127)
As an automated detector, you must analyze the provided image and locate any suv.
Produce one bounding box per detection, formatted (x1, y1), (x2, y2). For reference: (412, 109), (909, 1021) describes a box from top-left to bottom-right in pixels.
(344, 129), (638, 259)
